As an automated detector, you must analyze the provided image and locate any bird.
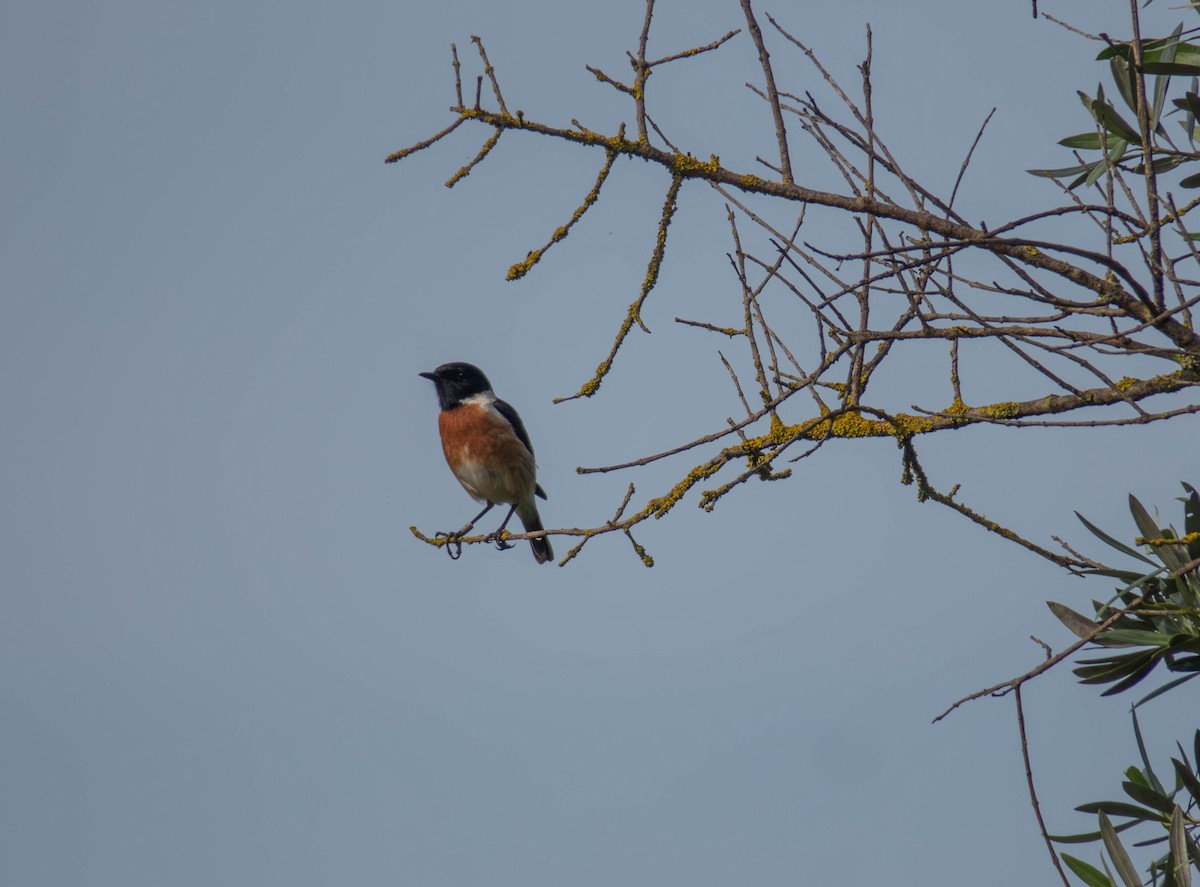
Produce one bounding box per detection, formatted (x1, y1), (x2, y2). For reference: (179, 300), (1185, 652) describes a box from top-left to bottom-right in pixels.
(419, 361), (554, 564)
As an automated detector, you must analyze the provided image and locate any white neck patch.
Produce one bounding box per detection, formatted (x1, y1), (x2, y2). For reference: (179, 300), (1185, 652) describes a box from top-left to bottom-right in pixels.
(462, 391), (496, 406)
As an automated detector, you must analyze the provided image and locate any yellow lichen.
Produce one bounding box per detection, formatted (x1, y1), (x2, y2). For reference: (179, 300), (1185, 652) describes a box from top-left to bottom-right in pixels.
(647, 460), (725, 517)
(1136, 531), (1200, 548)
(768, 413), (787, 442)
(982, 401), (1020, 419)
(669, 153), (721, 176)
(506, 254), (537, 281)
(507, 146), (618, 281)
(818, 411), (925, 439)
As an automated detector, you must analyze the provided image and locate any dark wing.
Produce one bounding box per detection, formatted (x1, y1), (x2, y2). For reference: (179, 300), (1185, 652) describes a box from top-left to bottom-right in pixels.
(494, 398), (548, 500)
(494, 398), (535, 456)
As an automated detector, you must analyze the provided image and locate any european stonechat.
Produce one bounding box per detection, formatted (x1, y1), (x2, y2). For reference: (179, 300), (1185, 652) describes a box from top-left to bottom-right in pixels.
(420, 362), (553, 564)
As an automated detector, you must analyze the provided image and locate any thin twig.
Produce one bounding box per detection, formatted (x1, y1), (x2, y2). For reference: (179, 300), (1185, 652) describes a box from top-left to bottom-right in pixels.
(949, 108), (996, 211)
(740, 0), (793, 182)
(385, 118), (465, 164)
(1016, 686), (1073, 887)
(933, 590), (1149, 722)
(470, 36), (509, 115)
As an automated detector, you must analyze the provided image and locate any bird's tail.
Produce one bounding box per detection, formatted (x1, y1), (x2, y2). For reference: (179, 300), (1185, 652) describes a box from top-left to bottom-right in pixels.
(518, 502), (554, 565)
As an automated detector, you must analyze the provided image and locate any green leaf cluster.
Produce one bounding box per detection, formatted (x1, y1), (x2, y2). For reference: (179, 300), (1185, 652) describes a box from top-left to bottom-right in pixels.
(1029, 24), (1200, 190)
(1048, 483), (1200, 886)
(1049, 484), (1200, 697)
(1055, 737), (1199, 887)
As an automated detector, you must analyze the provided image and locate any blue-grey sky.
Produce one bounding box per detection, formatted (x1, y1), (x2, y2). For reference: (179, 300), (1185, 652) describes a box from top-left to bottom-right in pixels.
(3, 1), (1197, 885)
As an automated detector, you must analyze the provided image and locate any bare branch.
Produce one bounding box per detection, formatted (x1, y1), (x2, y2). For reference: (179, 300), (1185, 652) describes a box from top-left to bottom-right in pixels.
(391, 0), (1200, 577)
(739, 0), (793, 182)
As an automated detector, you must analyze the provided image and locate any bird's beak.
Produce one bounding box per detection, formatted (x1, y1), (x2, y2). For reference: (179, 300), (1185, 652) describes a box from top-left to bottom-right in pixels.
(418, 371), (437, 381)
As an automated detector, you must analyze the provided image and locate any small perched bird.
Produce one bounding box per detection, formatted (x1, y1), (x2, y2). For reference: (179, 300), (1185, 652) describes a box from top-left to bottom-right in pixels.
(419, 362), (554, 564)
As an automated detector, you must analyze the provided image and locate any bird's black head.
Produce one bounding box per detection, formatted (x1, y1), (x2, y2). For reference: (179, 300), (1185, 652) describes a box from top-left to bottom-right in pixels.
(419, 362), (494, 410)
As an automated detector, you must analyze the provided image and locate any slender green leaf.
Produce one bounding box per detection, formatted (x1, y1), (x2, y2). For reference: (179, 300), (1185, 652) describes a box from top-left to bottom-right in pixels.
(1054, 832), (1104, 845)
(1133, 155), (1189, 175)
(1102, 628), (1173, 646)
(1152, 26), (1184, 131)
(1101, 658), (1160, 695)
(1155, 35), (1200, 59)
(1183, 483), (1200, 556)
(1098, 37), (1200, 63)
(1075, 800), (1163, 820)
(1077, 140), (1127, 186)
(1078, 648), (1158, 669)
(1100, 855), (1117, 887)
(1122, 780), (1175, 813)
(1126, 766), (1149, 789)
(1050, 601), (1102, 639)
(1178, 576), (1200, 610)
(1086, 632), (1146, 649)
(1076, 653), (1155, 683)
(1063, 853), (1114, 887)
(1131, 494), (1188, 572)
(1142, 61), (1200, 76)
(1187, 830), (1200, 876)
(1075, 661), (1132, 680)
(1076, 653), (1158, 685)
(1169, 806), (1191, 887)
(1131, 834), (1169, 850)
(1100, 812), (1142, 887)
(1189, 80), (1199, 146)
(1111, 56), (1139, 115)
(1083, 158), (1110, 189)
(1076, 648), (1152, 666)
(1050, 823), (1144, 844)
(1053, 817), (1144, 844)
(1080, 568), (1156, 583)
(1060, 132), (1106, 150)
(1172, 637), (1200, 655)
(1171, 757), (1200, 806)
(1184, 120), (1200, 149)
(1130, 495), (1163, 540)
(1132, 707), (1166, 794)
(1100, 40), (1200, 75)
(1076, 511), (1157, 565)
(1134, 672), (1200, 706)
(1095, 102), (1143, 145)
(1029, 163), (1091, 179)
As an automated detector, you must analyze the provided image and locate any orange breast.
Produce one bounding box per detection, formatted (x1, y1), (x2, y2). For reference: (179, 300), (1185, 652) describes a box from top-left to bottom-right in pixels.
(438, 402), (537, 505)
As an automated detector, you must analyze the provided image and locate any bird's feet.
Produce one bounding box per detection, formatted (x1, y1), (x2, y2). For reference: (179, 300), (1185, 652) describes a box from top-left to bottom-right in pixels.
(484, 530), (515, 552)
(433, 521), (515, 558)
(434, 523), (475, 560)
